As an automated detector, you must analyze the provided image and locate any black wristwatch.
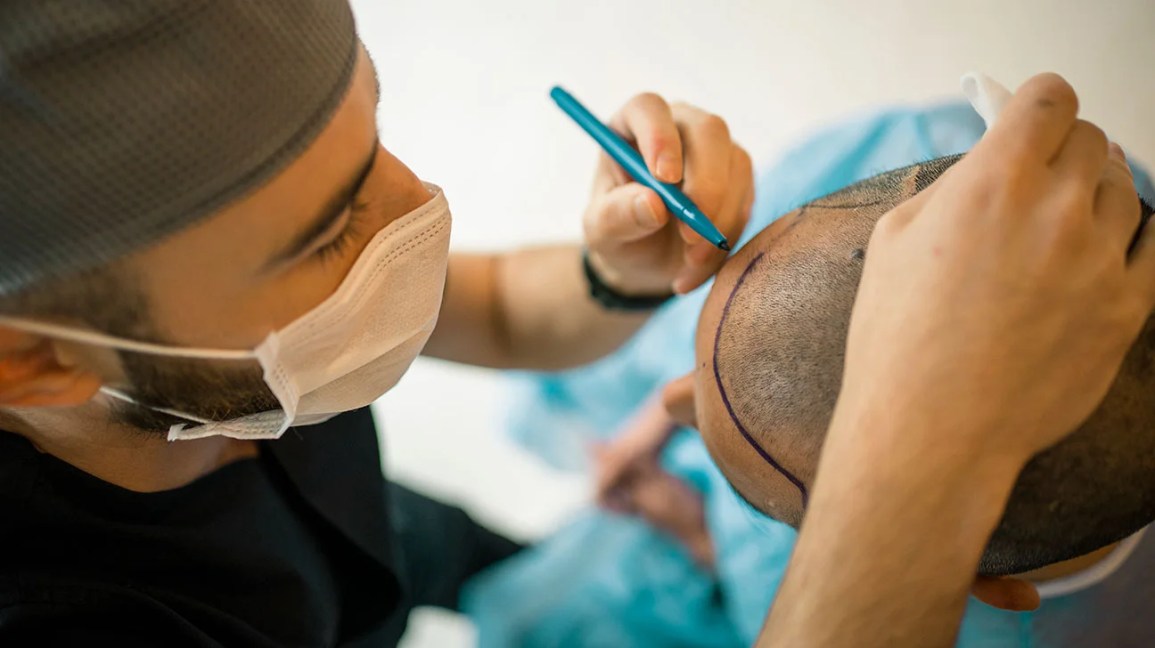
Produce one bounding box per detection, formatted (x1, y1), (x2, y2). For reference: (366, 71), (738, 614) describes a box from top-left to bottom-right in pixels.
(582, 250), (674, 311)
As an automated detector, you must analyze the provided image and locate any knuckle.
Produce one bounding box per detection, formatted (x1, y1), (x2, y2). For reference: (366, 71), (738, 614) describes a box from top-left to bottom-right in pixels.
(629, 91), (666, 112)
(732, 145), (753, 173)
(1077, 120), (1108, 148)
(1105, 157), (1139, 188)
(1055, 181), (1095, 210)
(1045, 193), (1092, 236)
(697, 112), (731, 140)
(669, 100), (702, 120)
(583, 203), (613, 236)
(1097, 167), (1129, 198)
(690, 183), (727, 213)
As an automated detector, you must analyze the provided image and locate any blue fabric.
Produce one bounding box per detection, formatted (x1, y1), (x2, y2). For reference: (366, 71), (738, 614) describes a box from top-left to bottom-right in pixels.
(463, 510), (741, 648)
(462, 101), (1155, 647)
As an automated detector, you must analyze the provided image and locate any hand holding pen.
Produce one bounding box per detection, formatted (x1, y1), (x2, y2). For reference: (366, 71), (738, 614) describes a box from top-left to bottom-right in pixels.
(554, 88), (754, 295)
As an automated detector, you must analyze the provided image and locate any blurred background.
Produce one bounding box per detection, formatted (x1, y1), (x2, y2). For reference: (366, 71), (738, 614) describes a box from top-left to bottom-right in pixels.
(350, 1), (1155, 644)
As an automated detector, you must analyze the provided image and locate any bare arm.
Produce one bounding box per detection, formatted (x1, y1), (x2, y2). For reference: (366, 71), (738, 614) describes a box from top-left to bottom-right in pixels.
(422, 247), (649, 370)
(424, 93), (752, 371)
(759, 407), (1021, 646)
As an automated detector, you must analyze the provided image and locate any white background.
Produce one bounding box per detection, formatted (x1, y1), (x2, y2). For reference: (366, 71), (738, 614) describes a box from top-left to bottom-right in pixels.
(350, 1), (1155, 645)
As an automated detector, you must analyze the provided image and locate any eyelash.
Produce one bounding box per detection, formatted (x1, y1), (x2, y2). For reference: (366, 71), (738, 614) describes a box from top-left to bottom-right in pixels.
(313, 199), (371, 263)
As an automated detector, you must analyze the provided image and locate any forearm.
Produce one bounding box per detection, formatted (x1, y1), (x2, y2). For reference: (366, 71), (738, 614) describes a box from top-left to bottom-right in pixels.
(423, 246), (652, 370)
(758, 403), (1023, 647)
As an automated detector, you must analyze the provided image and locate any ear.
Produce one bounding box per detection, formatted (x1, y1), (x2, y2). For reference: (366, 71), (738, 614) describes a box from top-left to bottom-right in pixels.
(0, 326), (103, 408)
(971, 575), (1041, 612)
(661, 372), (697, 429)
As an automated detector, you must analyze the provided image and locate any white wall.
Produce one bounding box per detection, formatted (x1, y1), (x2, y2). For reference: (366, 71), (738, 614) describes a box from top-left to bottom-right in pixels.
(351, 1), (1155, 645)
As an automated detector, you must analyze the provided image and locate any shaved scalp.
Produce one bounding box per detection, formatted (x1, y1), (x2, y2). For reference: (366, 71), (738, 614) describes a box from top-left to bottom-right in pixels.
(713, 154), (1155, 575)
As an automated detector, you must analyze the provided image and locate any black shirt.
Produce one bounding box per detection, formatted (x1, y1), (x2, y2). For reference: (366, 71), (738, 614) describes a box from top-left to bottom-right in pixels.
(0, 407), (402, 647)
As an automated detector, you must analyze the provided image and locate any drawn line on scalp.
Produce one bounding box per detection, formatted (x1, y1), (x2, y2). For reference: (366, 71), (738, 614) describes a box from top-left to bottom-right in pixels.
(712, 252), (810, 508)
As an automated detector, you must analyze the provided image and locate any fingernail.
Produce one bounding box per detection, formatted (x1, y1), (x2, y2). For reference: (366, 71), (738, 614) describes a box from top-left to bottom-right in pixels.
(635, 196), (659, 227)
(656, 153), (680, 183)
(1109, 141), (1125, 160)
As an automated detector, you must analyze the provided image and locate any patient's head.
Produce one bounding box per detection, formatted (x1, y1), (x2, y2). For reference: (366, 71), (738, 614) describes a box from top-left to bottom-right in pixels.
(693, 154), (1155, 576)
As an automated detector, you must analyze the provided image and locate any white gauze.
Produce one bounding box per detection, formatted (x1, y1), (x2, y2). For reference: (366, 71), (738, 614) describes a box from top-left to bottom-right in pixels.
(961, 72), (1013, 129)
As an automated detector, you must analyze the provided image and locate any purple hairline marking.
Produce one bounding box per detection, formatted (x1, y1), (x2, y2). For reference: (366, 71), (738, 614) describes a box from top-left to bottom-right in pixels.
(712, 251), (810, 508)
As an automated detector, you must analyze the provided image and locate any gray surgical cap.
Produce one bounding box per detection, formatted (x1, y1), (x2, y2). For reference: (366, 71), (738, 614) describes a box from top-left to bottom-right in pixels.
(0, 0), (358, 295)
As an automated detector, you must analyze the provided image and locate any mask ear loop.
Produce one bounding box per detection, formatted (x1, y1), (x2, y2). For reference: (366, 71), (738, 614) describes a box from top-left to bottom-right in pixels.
(0, 316), (271, 441)
(0, 315), (258, 360)
(103, 385), (291, 442)
(99, 386), (215, 439)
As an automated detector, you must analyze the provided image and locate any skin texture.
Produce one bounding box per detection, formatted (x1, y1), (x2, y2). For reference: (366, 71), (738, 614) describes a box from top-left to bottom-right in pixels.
(699, 180), (1155, 570)
(0, 40), (754, 493)
(693, 169), (915, 529)
(685, 157), (1140, 602)
(753, 74), (1155, 647)
(658, 71), (1149, 628)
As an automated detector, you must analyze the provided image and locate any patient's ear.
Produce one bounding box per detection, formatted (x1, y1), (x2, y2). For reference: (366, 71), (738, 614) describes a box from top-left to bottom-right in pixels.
(970, 575), (1041, 612)
(662, 373), (697, 429)
(0, 326), (103, 407)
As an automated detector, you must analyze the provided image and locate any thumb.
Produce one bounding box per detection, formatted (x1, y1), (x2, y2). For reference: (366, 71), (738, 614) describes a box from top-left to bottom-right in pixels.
(584, 184), (671, 247)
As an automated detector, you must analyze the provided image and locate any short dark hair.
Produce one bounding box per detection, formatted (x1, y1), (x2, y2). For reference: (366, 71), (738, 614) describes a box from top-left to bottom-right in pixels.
(714, 154), (1155, 575)
(0, 263), (150, 340)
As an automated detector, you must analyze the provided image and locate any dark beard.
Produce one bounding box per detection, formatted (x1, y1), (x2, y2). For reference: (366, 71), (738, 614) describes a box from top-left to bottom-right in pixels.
(109, 350), (279, 436)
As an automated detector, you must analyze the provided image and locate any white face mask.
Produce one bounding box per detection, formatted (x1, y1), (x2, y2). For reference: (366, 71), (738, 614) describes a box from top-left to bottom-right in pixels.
(0, 183), (452, 442)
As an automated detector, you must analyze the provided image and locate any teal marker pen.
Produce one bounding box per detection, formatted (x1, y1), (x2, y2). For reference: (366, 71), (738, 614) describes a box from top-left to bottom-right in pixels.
(550, 86), (730, 251)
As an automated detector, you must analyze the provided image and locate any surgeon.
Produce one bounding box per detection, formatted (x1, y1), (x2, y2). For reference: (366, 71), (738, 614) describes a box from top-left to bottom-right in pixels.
(0, 3), (752, 645)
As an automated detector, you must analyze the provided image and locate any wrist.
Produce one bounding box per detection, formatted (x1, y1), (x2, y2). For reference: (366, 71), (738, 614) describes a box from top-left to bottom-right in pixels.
(585, 250), (675, 297)
(583, 250), (674, 311)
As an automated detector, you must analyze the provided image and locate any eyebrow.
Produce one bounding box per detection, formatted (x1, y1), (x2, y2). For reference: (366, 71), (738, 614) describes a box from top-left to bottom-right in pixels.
(261, 75), (383, 272)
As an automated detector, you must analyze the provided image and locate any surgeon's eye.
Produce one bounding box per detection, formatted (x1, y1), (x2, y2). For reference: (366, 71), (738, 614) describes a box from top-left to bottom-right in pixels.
(314, 199), (371, 264)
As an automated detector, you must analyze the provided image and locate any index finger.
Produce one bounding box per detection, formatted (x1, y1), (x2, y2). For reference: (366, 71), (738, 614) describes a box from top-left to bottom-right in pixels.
(610, 93), (684, 184)
(974, 73), (1080, 166)
(672, 102), (735, 235)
